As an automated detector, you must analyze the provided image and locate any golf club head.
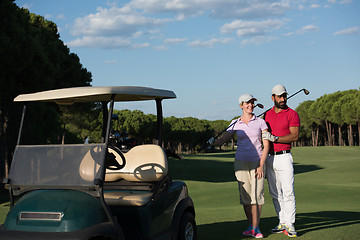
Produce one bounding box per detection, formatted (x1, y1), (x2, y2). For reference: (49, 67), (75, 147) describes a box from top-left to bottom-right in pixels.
(303, 89), (310, 95)
(256, 103), (264, 109)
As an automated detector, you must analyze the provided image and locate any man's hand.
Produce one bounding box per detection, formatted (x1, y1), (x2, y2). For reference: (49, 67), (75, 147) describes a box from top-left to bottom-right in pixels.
(262, 131), (277, 142)
(207, 137), (215, 145)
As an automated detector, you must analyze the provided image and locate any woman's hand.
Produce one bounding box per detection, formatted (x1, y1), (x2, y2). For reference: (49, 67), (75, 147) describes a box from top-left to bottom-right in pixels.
(255, 165), (264, 180)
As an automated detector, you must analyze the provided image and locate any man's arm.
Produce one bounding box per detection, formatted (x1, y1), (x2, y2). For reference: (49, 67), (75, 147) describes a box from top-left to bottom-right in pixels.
(262, 126), (299, 143)
(277, 126), (299, 143)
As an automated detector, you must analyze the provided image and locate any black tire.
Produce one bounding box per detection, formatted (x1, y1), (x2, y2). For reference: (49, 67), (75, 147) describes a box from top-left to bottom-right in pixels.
(178, 212), (197, 240)
(89, 236), (112, 240)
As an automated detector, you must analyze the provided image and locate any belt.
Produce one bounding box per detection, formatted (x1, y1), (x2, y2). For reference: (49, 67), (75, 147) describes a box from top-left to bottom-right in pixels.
(269, 150), (291, 155)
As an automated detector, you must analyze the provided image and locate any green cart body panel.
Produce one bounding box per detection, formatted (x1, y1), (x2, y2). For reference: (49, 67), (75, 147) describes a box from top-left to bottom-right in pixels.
(108, 181), (188, 239)
(4, 190), (108, 232)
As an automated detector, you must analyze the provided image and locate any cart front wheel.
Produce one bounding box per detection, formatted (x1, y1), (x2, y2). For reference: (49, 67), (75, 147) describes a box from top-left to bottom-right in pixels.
(178, 212), (196, 240)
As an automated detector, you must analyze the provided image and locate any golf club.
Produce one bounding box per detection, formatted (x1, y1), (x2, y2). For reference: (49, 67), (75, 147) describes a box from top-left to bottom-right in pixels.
(207, 88), (309, 145)
(257, 88), (310, 117)
(288, 88), (310, 99)
(211, 103), (264, 141)
(255, 103), (264, 109)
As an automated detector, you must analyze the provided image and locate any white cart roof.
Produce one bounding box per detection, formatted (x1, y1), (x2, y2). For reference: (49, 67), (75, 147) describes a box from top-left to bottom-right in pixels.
(14, 86), (176, 104)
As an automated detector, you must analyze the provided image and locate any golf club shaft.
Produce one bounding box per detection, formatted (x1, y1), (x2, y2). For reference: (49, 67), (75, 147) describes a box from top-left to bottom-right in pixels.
(213, 89), (309, 141)
(214, 103), (263, 139)
(257, 88), (309, 118)
(287, 89), (308, 99)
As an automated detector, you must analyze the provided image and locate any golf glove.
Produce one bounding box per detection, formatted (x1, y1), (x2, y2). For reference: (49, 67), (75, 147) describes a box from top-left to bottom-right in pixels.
(262, 131), (276, 142)
(207, 137), (215, 145)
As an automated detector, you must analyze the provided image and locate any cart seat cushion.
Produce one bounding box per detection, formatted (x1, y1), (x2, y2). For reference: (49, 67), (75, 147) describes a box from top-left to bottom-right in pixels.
(79, 145), (102, 182)
(104, 190), (152, 206)
(105, 144), (168, 182)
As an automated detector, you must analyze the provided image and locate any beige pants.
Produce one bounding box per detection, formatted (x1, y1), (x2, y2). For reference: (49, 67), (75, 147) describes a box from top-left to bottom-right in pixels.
(234, 160), (265, 205)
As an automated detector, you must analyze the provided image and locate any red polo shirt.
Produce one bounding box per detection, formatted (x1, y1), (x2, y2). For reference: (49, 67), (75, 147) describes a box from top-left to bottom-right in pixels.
(264, 107), (300, 152)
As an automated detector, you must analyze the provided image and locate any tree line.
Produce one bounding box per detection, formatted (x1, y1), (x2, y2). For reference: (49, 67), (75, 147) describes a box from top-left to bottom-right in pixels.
(64, 108), (230, 154)
(296, 89), (360, 147)
(0, 0), (92, 186)
(68, 88), (359, 153)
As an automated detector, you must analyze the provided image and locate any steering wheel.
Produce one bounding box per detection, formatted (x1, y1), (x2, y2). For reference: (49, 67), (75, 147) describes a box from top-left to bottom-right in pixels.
(133, 163), (166, 181)
(106, 145), (126, 170)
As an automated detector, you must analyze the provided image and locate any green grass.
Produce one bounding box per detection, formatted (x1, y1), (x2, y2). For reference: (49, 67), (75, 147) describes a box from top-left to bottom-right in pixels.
(169, 146), (360, 239)
(0, 189), (9, 224)
(1, 146), (360, 239)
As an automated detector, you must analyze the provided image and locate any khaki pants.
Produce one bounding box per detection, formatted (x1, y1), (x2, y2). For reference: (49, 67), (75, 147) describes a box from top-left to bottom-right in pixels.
(234, 160), (265, 205)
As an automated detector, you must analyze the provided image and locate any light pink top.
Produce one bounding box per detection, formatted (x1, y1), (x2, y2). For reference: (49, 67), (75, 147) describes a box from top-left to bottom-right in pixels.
(227, 115), (268, 161)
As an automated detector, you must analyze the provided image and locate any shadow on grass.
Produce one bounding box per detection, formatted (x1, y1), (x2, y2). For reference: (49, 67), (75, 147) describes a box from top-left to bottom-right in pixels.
(0, 190), (9, 205)
(168, 157), (235, 183)
(195, 151), (238, 159)
(168, 156), (323, 183)
(293, 162), (323, 175)
(296, 211), (360, 235)
(197, 211), (360, 239)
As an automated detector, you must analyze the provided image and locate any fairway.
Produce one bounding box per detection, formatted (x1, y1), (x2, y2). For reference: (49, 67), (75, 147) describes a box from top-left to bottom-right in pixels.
(1, 146), (360, 239)
(169, 146), (360, 240)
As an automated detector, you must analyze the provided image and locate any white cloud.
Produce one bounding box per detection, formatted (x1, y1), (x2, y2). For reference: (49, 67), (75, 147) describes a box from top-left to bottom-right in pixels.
(296, 24), (319, 34)
(333, 26), (360, 35)
(66, 36), (149, 49)
(56, 14), (66, 20)
(339, 0), (352, 4)
(43, 14), (52, 19)
(188, 38), (232, 48)
(221, 19), (284, 37)
(70, 6), (170, 37)
(240, 36), (277, 46)
(106, 0), (118, 8)
(132, 42), (150, 49)
(132, 31), (143, 38)
(129, 0), (291, 19)
(210, 1), (291, 19)
(327, 0), (352, 4)
(20, 3), (33, 10)
(65, 0), (342, 49)
(309, 4), (322, 9)
(307, 41), (316, 46)
(164, 38), (187, 44)
(154, 45), (169, 51)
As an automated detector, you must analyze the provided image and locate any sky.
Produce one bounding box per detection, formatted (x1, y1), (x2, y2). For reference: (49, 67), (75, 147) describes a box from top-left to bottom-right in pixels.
(14, 0), (360, 121)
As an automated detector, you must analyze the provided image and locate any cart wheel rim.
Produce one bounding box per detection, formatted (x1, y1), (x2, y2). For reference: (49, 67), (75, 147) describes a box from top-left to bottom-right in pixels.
(184, 222), (194, 240)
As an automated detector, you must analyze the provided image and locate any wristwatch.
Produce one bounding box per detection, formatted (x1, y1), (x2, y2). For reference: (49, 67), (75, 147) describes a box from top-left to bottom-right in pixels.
(274, 136), (279, 142)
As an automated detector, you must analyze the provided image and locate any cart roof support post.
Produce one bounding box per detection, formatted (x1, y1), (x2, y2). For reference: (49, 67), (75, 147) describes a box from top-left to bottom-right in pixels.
(16, 105), (27, 146)
(156, 98), (163, 146)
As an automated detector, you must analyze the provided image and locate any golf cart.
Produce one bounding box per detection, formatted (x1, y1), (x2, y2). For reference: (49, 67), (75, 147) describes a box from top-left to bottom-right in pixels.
(0, 86), (196, 240)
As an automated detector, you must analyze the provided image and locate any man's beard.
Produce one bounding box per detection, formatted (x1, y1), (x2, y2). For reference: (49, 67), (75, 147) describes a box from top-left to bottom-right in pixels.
(275, 100), (287, 109)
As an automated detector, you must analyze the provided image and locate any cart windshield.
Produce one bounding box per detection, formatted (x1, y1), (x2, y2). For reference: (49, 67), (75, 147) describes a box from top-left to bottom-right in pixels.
(8, 144), (106, 194)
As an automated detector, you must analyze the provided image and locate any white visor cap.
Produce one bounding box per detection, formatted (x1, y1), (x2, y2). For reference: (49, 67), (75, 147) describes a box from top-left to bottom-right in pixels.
(239, 93), (257, 105)
(272, 84), (288, 96)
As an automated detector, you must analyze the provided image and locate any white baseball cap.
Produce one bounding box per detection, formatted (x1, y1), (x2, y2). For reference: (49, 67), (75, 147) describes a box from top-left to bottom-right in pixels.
(272, 84), (288, 95)
(239, 93), (257, 105)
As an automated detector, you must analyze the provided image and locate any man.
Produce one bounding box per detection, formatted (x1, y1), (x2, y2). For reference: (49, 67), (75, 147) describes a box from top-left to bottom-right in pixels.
(262, 84), (300, 238)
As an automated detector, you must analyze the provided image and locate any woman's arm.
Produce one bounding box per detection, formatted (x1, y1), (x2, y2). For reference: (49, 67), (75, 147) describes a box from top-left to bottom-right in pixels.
(213, 131), (233, 146)
(255, 130), (270, 179)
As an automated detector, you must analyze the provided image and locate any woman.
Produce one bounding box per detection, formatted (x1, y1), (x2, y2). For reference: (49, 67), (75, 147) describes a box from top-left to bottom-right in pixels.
(210, 93), (269, 238)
